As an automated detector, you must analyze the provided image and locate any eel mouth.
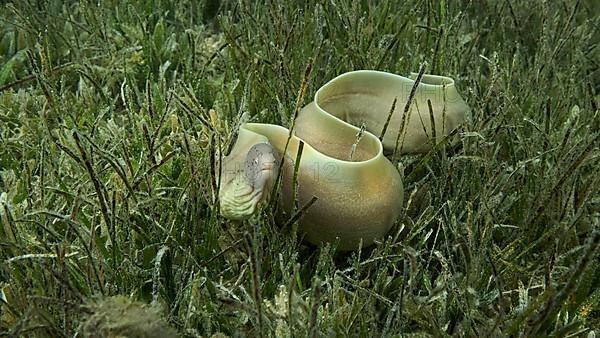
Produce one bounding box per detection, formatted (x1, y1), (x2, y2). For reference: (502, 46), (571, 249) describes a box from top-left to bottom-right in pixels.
(219, 175), (263, 220)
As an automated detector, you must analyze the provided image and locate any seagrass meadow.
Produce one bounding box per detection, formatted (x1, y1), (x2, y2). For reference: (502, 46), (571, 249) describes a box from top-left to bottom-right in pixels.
(0, 0), (599, 336)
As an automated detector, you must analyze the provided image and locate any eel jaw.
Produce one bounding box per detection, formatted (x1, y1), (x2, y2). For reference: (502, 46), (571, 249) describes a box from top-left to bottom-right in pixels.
(219, 174), (265, 220)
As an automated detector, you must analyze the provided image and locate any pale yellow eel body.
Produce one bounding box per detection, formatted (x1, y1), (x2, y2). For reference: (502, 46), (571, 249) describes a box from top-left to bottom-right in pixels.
(219, 70), (469, 250)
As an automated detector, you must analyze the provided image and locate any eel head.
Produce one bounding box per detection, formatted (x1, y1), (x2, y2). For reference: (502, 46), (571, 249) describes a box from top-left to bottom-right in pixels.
(219, 142), (280, 220)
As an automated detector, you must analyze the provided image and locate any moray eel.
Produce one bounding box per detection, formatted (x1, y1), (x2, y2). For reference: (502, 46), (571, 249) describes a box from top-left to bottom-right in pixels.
(219, 70), (469, 250)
